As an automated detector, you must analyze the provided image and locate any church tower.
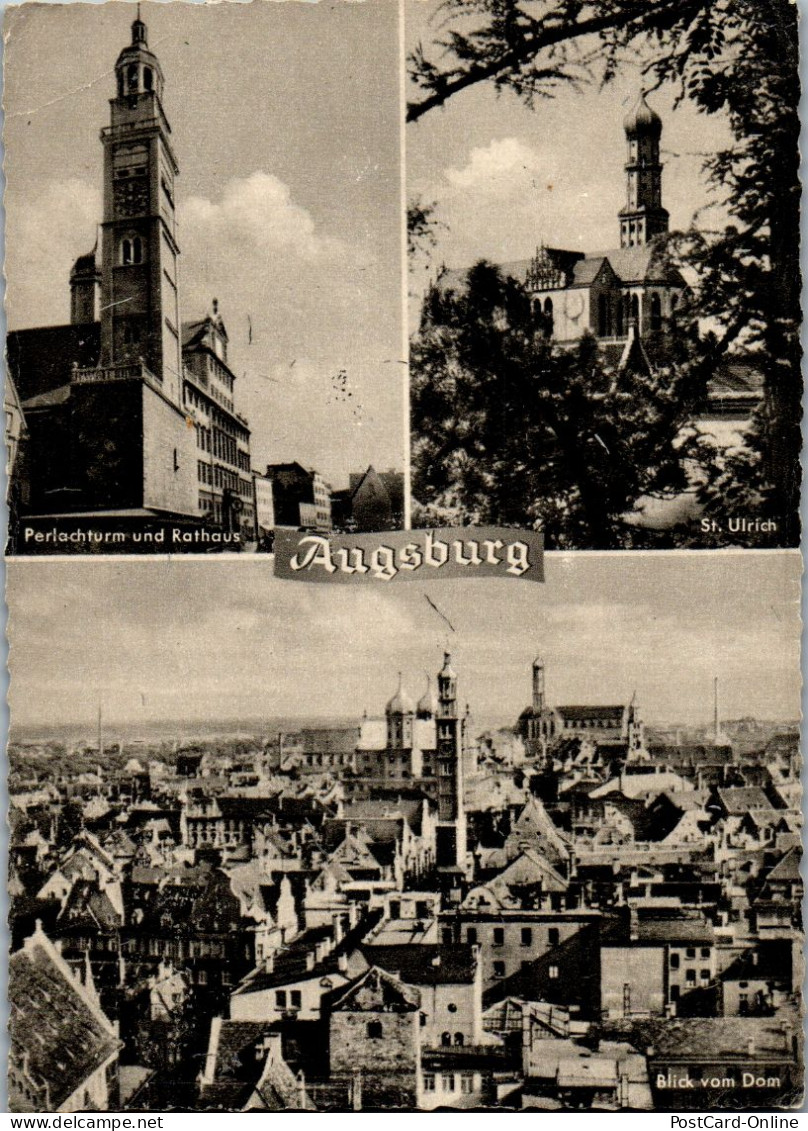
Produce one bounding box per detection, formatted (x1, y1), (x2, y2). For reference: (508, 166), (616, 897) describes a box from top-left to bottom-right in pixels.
(435, 652), (467, 869)
(618, 93), (669, 249)
(99, 11), (182, 405)
(532, 655), (545, 714)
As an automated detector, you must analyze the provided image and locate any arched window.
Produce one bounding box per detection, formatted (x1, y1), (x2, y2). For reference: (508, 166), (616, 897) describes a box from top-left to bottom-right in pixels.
(121, 237), (143, 266)
(630, 294), (640, 326)
(441, 1032), (451, 1047)
(367, 1021), (383, 1040)
(117, 71), (125, 98)
(650, 293), (662, 332)
(143, 67), (153, 92)
(454, 1033), (465, 1047)
(598, 294), (608, 337)
(127, 63), (139, 92)
(616, 297), (624, 337)
(543, 297), (554, 337)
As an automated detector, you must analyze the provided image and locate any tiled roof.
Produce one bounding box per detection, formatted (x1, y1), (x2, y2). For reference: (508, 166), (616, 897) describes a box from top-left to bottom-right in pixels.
(556, 705), (625, 722)
(9, 929), (121, 1111)
(715, 788), (774, 814)
(362, 943), (477, 986)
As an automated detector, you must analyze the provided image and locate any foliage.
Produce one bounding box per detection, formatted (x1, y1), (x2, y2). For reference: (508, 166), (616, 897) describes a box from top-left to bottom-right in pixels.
(411, 260), (711, 548)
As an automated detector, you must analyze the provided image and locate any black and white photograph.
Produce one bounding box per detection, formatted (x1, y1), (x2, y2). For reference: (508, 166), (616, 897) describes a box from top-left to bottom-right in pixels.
(4, 1), (406, 555)
(407, 0), (800, 550)
(6, 553), (802, 1112)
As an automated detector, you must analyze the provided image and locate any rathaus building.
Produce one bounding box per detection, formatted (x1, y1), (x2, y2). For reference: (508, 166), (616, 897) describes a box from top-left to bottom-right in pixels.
(7, 15), (254, 542)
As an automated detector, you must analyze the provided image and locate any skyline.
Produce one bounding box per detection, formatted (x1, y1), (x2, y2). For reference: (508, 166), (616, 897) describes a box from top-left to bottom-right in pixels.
(8, 553), (801, 731)
(4, 0), (405, 488)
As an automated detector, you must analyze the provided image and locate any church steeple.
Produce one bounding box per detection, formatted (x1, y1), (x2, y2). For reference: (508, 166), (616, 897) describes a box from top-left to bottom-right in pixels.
(618, 93), (669, 248)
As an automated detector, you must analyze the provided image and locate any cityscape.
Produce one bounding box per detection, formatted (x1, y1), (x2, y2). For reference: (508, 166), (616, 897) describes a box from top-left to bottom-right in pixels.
(8, 557), (802, 1112)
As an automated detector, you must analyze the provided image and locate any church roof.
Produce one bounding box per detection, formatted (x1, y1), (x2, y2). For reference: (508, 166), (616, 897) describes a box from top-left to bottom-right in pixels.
(556, 705), (626, 722)
(436, 240), (684, 300)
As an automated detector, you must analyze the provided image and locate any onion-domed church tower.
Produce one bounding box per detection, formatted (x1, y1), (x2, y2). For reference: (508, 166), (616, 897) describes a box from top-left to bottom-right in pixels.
(619, 93), (669, 249)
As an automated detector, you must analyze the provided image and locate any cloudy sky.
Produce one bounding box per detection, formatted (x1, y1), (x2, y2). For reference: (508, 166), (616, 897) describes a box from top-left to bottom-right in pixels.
(8, 553), (800, 730)
(406, 0), (735, 304)
(4, 0), (405, 487)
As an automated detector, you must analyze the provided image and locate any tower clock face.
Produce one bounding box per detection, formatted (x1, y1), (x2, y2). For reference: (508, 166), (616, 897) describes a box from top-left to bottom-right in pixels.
(114, 177), (149, 217)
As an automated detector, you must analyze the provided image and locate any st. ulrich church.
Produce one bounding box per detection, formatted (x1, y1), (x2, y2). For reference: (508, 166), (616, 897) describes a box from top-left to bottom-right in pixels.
(7, 15), (256, 546)
(436, 94), (763, 521)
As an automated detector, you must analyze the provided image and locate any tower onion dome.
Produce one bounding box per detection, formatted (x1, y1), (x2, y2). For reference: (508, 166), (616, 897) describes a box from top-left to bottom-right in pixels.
(70, 251), (99, 282)
(623, 92), (662, 137)
(386, 673), (414, 715)
(439, 651), (457, 679)
(417, 675), (438, 718)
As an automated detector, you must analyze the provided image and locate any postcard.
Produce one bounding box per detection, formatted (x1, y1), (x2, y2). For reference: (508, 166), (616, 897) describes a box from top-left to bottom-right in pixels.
(5, 0), (803, 1118)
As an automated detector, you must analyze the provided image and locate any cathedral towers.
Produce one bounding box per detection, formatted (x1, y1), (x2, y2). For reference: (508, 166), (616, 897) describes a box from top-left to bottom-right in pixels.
(619, 93), (670, 249)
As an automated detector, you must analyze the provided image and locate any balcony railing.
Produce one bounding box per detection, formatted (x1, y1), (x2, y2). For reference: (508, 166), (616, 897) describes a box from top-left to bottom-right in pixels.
(73, 361), (162, 395)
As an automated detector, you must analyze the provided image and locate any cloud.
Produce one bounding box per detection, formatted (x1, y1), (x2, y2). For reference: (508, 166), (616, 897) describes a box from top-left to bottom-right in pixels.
(445, 137), (546, 197)
(182, 172), (346, 262)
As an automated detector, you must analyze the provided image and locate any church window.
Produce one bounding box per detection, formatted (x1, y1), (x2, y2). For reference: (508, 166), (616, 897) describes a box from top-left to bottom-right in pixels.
(630, 294), (640, 326)
(127, 63), (139, 92)
(143, 67), (153, 92)
(598, 294), (609, 337)
(543, 297), (554, 336)
(441, 1032), (451, 1046)
(367, 1021), (383, 1040)
(549, 965), (559, 980)
(454, 1033), (464, 1046)
(650, 293), (662, 332)
(423, 1074), (435, 1092)
(117, 71), (125, 98)
(548, 927), (560, 947)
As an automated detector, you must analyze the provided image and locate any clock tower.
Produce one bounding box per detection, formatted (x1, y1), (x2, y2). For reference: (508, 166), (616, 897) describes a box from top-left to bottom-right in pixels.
(100, 12), (182, 406)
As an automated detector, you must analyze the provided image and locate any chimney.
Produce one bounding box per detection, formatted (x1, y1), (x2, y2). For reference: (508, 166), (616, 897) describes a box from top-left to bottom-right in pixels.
(338, 952), (348, 973)
(629, 908), (639, 941)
